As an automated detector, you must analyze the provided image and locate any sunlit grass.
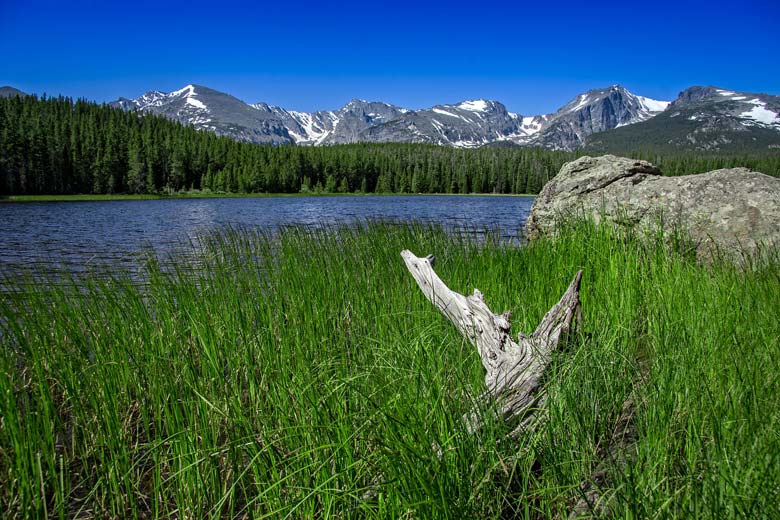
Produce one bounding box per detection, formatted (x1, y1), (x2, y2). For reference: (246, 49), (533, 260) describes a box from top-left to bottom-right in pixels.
(1, 222), (778, 518)
(0, 193), (536, 203)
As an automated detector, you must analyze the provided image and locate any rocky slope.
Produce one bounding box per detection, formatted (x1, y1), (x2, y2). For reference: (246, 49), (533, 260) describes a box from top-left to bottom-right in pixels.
(256, 99), (410, 145)
(107, 83), (779, 151)
(525, 85), (669, 149)
(110, 85), (293, 144)
(358, 99), (539, 147)
(585, 86), (780, 153)
(110, 84), (671, 149)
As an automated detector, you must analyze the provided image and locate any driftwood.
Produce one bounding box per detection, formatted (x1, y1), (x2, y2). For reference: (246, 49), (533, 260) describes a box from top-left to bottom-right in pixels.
(401, 250), (583, 436)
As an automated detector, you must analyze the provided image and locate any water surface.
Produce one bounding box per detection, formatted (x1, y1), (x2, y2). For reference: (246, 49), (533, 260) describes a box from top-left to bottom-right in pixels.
(0, 195), (533, 278)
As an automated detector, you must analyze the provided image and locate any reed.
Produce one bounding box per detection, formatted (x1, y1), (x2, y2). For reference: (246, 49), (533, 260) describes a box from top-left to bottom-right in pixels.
(1, 222), (778, 518)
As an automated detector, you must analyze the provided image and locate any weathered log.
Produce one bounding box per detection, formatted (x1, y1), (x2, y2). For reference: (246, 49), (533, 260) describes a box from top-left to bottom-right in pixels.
(401, 250), (583, 435)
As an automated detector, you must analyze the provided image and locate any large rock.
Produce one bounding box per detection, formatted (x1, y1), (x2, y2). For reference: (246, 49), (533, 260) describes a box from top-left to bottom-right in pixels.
(525, 155), (780, 261)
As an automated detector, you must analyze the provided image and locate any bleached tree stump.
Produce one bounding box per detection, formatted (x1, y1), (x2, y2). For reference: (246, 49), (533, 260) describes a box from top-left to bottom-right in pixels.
(401, 250), (583, 436)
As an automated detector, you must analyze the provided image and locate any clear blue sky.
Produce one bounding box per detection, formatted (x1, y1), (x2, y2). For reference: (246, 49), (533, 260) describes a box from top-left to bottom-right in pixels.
(2, 0), (778, 115)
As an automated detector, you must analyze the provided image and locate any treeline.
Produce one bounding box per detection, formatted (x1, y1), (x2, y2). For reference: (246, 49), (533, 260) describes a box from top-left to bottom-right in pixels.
(0, 95), (573, 196)
(623, 151), (780, 178)
(1, 94), (778, 196)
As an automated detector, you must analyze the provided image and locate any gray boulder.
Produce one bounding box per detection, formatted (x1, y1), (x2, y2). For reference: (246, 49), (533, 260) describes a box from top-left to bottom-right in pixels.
(525, 155), (780, 261)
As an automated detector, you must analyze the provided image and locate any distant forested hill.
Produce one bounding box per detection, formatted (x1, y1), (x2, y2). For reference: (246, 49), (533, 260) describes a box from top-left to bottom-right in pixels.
(0, 95), (777, 196)
(0, 95), (576, 195)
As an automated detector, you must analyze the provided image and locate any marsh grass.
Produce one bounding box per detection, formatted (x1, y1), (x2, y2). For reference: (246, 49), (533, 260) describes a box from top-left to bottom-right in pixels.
(1, 222), (778, 518)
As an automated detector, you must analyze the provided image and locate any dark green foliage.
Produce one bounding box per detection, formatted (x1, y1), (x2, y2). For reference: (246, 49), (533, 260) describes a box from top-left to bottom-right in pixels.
(2, 94), (777, 197)
(0, 95), (576, 196)
(584, 106), (780, 176)
(612, 150), (780, 177)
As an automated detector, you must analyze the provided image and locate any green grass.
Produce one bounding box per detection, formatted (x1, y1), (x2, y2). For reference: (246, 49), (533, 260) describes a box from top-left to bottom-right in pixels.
(0, 192), (535, 203)
(0, 192), (333, 202)
(1, 222), (778, 518)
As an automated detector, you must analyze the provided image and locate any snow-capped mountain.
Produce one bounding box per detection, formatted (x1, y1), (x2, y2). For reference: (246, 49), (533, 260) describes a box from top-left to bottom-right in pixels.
(299, 89), (669, 150)
(252, 104), (337, 145)
(110, 84), (669, 149)
(360, 99), (530, 147)
(669, 86), (780, 129)
(109, 83), (777, 152)
(585, 86), (780, 153)
(250, 99), (411, 145)
(517, 85), (670, 150)
(110, 85), (293, 144)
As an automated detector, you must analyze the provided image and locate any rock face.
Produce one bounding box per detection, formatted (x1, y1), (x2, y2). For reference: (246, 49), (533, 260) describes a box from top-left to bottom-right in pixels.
(110, 84), (670, 149)
(106, 83), (779, 152)
(361, 99), (534, 147)
(585, 87), (780, 154)
(527, 85), (669, 150)
(525, 155), (780, 261)
(111, 85), (294, 145)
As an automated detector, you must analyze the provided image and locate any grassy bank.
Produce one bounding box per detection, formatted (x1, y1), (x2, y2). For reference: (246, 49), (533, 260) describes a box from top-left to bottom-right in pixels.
(1, 192), (265, 202)
(0, 192), (340, 203)
(1, 192), (534, 203)
(1, 223), (778, 518)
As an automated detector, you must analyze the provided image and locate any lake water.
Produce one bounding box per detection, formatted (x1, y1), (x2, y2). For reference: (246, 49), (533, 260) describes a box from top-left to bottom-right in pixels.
(0, 195), (534, 278)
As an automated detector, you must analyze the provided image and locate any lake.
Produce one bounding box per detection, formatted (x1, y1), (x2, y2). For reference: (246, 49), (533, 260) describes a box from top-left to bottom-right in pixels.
(0, 195), (534, 279)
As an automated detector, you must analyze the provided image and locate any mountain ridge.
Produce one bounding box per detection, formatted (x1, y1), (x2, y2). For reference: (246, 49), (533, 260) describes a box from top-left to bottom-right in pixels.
(0, 86), (27, 98)
(104, 83), (780, 152)
(585, 85), (780, 153)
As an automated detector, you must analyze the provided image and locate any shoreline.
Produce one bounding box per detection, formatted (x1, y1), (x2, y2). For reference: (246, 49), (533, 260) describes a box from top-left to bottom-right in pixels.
(0, 192), (536, 203)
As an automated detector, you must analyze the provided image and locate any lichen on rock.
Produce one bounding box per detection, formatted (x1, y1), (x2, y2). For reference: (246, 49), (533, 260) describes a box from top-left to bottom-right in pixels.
(525, 155), (780, 262)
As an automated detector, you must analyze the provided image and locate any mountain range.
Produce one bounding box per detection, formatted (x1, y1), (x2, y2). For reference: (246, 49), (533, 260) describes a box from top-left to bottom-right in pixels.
(109, 84), (678, 150)
(7, 83), (780, 152)
(584, 86), (780, 153)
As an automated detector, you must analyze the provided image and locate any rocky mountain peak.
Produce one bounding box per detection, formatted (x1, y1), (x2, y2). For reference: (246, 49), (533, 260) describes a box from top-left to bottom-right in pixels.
(104, 82), (777, 152)
(586, 86), (780, 153)
(669, 86), (725, 107)
(0, 86), (28, 98)
(339, 99), (402, 115)
(520, 85), (671, 150)
(110, 84), (293, 144)
(455, 99), (494, 111)
(670, 87), (780, 125)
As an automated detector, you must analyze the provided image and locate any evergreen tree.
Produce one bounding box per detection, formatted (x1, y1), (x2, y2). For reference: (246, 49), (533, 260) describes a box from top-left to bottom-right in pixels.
(324, 174), (337, 193)
(1, 94), (776, 197)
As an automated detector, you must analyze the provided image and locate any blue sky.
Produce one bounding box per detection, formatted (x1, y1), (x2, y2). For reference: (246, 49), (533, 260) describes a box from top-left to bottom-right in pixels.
(2, 0), (778, 114)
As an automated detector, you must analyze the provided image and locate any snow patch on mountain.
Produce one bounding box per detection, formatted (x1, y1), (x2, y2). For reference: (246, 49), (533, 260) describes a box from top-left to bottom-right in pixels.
(289, 110), (340, 144)
(135, 91), (167, 108)
(170, 85), (195, 97)
(430, 119), (445, 135)
(451, 139), (486, 148)
(431, 107), (470, 122)
(520, 116), (545, 135)
(166, 85), (208, 110)
(637, 96), (670, 113)
(112, 82), (777, 151)
(457, 99), (489, 111)
(186, 96), (206, 109)
(570, 94), (592, 112)
(740, 100), (779, 125)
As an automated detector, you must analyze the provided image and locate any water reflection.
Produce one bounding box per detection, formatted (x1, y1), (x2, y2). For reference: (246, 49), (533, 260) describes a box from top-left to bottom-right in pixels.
(0, 195), (533, 280)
